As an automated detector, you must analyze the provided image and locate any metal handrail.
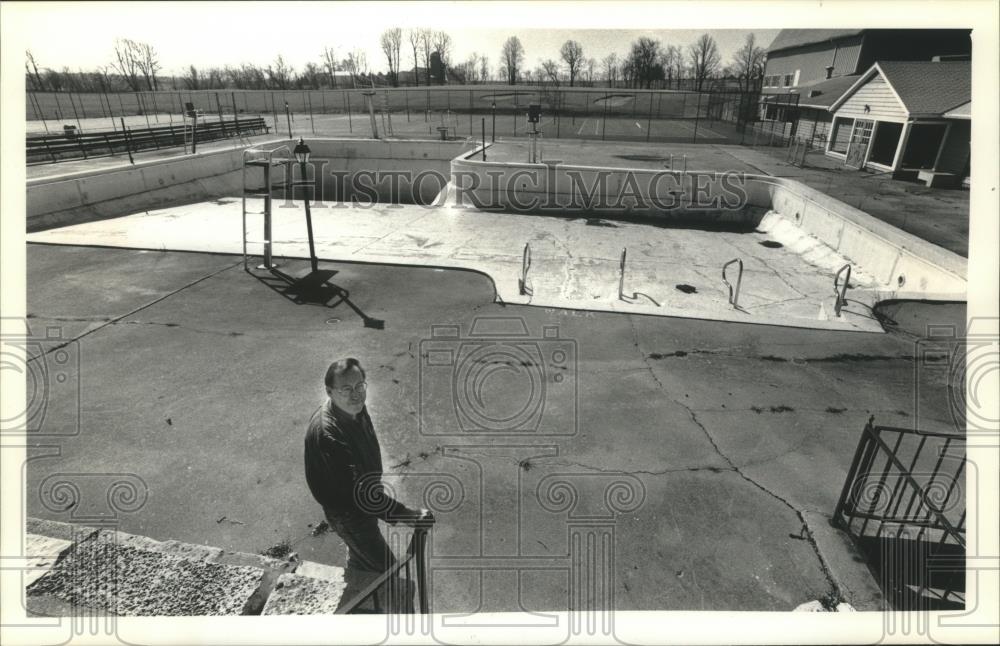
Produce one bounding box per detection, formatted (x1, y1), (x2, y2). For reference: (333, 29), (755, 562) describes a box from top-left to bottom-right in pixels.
(833, 417), (965, 549)
(618, 247), (627, 300)
(834, 263), (851, 317)
(722, 258), (744, 309)
(333, 526), (431, 615)
(519, 242), (532, 296)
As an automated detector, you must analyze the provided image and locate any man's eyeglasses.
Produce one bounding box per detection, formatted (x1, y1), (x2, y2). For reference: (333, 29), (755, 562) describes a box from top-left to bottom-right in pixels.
(335, 382), (367, 397)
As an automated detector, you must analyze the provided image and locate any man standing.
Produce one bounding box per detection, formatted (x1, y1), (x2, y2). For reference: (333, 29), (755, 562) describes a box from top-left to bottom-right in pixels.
(304, 357), (433, 613)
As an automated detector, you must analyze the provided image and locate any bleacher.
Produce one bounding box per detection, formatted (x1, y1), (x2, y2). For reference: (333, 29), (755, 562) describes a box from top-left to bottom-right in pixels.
(27, 117), (271, 165)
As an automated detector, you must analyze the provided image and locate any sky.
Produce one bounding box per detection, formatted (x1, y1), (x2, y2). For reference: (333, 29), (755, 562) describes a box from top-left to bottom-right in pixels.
(14, 2), (778, 77)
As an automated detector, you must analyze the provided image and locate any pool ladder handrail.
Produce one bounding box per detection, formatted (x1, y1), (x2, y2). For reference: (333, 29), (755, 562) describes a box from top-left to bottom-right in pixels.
(518, 242), (532, 296)
(834, 263), (852, 317)
(241, 145), (293, 271)
(618, 247), (627, 300)
(722, 258), (744, 309)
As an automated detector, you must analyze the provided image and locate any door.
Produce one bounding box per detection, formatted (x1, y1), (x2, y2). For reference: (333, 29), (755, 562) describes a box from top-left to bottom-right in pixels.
(901, 123), (948, 169)
(845, 119), (874, 169)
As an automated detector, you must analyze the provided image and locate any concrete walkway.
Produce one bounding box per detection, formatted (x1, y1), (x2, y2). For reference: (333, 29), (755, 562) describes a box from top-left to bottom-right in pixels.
(25, 244), (966, 613)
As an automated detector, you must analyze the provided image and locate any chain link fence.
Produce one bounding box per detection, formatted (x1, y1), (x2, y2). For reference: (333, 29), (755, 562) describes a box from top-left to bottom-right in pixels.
(27, 87), (803, 148)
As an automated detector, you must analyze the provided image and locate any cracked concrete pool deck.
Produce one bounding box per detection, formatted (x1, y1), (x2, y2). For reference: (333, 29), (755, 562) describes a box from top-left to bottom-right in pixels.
(26, 197), (885, 332)
(24, 242), (966, 614)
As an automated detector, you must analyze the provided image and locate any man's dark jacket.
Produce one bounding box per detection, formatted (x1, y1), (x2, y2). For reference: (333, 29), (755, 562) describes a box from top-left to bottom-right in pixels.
(304, 400), (409, 521)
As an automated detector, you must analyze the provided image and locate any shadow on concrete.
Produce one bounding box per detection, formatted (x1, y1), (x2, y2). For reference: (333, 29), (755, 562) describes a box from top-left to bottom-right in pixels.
(854, 534), (965, 611)
(249, 263), (386, 329)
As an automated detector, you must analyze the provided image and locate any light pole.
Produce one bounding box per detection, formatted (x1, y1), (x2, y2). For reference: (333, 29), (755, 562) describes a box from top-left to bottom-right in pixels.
(293, 138), (318, 273)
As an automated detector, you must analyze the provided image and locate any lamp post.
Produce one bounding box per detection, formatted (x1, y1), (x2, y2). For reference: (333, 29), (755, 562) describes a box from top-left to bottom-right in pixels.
(293, 138), (318, 273)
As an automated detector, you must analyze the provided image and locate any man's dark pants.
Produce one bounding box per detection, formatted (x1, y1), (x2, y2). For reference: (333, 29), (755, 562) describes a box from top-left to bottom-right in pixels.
(325, 509), (415, 613)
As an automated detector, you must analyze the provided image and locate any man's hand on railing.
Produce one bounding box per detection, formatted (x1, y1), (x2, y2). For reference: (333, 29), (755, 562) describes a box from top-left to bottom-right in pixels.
(407, 508), (435, 528)
(388, 506), (436, 527)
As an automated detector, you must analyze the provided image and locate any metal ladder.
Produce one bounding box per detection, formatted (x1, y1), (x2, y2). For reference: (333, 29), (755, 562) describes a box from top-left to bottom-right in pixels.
(242, 146), (292, 270)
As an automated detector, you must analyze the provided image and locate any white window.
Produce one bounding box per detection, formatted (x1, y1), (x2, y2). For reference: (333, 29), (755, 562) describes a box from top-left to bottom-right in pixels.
(783, 74), (793, 87)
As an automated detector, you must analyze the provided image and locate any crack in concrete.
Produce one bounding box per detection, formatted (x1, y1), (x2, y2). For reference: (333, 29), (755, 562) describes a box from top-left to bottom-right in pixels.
(117, 319), (249, 338)
(26, 314), (113, 323)
(680, 402), (842, 602)
(644, 348), (914, 364)
(439, 445), (732, 478)
(629, 317), (843, 602)
(27, 260), (244, 363)
(543, 458), (736, 477)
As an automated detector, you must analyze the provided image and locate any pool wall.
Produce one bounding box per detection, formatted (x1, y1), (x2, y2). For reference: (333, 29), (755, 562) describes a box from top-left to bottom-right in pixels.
(450, 153), (967, 300)
(27, 138), (471, 231)
(25, 137), (966, 303)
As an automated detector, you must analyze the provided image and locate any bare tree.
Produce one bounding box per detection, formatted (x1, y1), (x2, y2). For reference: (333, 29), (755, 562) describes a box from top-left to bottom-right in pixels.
(134, 41), (161, 90)
(208, 67), (225, 89)
(111, 38), (144, 91)
(479, 54), (490, 83)
(266, 55), (294, 89)
(731, 33), (765, 93)
(81, 65), (115, 92)
(625, 37), (663, 88)
(42, 67), (64, 92)
(322, 46), (340, 88)
(346, 49), (368, 88)
(74, 68), (109, 92)
(299, 62), (323, 89)
(500, 36), (524, 85)
(380, 28), (403, 86)
(658, 45), (682, 89)
(182, 65), (201, 90)
(226, 63), (267, 90)
(461, 52), (480, 83)
(25, 50), (45, 91)
(585, 57), (596, 85)
(407, 29), (421, 86)
(432, 31), (452, 82)
(419, 29), (433, 85)
(602, 53), (619, 87)
(540, 59), (561, 86)
(688, 33), (721, 92)
(559, 40), (584, 87)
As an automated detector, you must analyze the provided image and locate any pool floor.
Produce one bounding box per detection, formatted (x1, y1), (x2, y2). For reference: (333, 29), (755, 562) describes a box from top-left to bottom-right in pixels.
(27, 197), (884, 332)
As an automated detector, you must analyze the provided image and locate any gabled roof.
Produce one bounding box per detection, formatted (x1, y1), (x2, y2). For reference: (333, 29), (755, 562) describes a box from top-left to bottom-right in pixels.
(790, 74), (862, 109)
(766, 29), (864, 54)
(943, 101), (971, 119)
(829, 61), (971, 117)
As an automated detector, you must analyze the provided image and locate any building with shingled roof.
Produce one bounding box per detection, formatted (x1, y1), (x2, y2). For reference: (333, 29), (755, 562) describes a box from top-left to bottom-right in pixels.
(758, 29), (970, 149)
(826, 60), (971, 185)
